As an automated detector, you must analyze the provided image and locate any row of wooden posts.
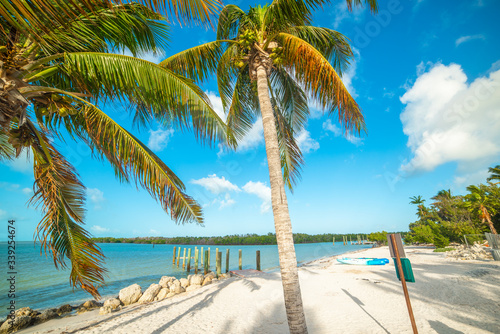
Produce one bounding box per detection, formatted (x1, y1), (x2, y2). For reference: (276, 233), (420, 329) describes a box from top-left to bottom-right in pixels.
(172, 246), (261, 275)
(333, 235), (369, 246)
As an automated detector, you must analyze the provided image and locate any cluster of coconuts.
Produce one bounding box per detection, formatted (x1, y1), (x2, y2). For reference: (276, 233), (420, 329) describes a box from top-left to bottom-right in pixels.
(36, 94), (77, 117)
(268, 46), (284, 66)
(8, 125), (33, 150)
(235, 30), (258, 69)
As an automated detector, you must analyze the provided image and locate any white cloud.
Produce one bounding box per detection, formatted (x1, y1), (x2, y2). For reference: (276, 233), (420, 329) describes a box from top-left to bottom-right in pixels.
(219, 193), (236, 209)
(400, 62), (500, 175)
(322, 119), (364, 146)
(242, 181), (271, 213)
(91, 225), (109, 234)
(87, 188), (105, 210)
(455, 34), (485, 47)
(148, 128), (174, 152)
(149, 229), (161, 236)
(341, 47), (360, 98)
(191, 174), (240, 195)
(122, 48), (162, 64)
(237, 118), (264, 151)
(296, 130), (319, 153)
(206, 91), (226, 122)
(331, 1), (366, 29)
(6, 151), (32, 173)
(22, 188), (32, 196)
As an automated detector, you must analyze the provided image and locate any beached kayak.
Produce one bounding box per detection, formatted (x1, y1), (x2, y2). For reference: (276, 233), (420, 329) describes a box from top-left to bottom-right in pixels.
(337, 257), (389, 265)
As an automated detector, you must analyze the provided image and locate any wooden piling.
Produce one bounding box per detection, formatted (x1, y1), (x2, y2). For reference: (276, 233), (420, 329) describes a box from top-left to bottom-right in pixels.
(176, 246), (181, 266)
(172, 246), (177, 264)
(239, 249), (242, 270)
(332, 236), (335, 245)
(208, 248), (211, 269)
(256, 250), (261, 271)
(200, 247), (204, 265)
(226, 249), (230, 273)
(187, 248), (192, 272)
(182, 248), (186, 269)
(216, 251), (222, 278)
(194, 248), (199, 274)
(204, 250), (209, 275)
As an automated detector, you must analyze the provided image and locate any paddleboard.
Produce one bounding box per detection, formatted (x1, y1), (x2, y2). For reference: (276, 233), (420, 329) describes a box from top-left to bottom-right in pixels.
(337, 257), (389, 265)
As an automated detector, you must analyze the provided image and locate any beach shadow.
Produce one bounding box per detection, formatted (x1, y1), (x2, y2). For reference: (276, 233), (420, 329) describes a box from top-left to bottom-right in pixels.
(341, 289), (390, 334)
(428, 320), (464, 334)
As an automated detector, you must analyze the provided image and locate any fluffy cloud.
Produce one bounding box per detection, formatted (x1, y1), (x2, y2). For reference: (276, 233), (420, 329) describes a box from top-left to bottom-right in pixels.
(219, 193), (236, 209)
(331, 1), (366, 29)
(322, 119), (364, 146)
(455, 34), (485, 47)
(206, 91), (226, 122)
(87, 188), (105, 209)
(6, 151), (32, 173)
(22, 188), (32, 196)
(191, 174), (240, 195)
(91, 225), (109, 234)
(341, 47), (360, 98)
(238, 118), (264, 151)
(148, 128), (174, 152)
(242, 181), (271, 213)
(296, 130), (319, 153)
(400, 62), (500, 176)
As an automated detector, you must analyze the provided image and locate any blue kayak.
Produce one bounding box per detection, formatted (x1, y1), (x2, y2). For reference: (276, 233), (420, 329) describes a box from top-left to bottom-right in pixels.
(337, 257), (389, 265)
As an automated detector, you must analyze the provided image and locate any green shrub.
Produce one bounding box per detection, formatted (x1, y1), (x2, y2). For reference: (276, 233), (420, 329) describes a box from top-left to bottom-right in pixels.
(433, 234), (450, 248)
(433, 247), (455, 252)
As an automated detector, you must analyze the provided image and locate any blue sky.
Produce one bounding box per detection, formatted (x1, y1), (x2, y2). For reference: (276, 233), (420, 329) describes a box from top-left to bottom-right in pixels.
(1, 0), (500, 241)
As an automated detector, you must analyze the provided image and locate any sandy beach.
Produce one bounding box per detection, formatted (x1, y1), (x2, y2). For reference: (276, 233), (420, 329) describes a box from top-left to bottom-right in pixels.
(18, 246), (500, 334)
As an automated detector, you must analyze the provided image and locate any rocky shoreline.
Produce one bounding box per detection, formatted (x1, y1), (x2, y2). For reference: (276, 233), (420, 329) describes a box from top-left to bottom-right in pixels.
(0, 271), (229, 334)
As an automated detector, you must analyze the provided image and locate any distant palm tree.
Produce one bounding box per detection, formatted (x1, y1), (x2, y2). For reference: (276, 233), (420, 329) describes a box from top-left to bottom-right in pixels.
(466, 185), (498, 234)
(487, 165), (500, 185)
(409, 195), (426, 218)
(0, 1), (227, 298)
(162, 0), (378, 332)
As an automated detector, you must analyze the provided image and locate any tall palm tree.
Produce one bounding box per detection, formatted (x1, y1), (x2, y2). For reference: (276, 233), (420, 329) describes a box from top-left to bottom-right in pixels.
(409, 195), (426, 218)
(0, 1), (228, 298)
(466, 185), (498, 234)
(162, 0), (377, 332)
(487, 165), (500, 185)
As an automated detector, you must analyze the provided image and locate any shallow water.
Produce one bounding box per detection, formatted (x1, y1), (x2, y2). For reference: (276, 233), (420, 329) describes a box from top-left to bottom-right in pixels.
(0, 241), (370, 316)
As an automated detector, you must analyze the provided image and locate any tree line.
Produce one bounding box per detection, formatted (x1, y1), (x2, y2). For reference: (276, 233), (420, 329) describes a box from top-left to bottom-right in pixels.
(92, 232), (383, 245)
(404, 165), (499, 247)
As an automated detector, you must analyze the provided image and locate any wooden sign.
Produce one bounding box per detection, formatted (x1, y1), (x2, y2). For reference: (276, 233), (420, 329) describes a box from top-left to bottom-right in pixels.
(387, 233), (405, 258)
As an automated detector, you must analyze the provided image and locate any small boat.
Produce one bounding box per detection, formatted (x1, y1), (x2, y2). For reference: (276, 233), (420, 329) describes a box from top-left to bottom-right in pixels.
(337, 257), (389, 265)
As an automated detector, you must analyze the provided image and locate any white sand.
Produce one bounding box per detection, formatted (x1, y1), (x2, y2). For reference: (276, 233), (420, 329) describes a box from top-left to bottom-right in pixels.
(21, 246), (500, 334)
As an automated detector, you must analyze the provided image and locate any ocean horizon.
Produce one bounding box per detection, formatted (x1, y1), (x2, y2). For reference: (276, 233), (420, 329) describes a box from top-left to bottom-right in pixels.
(0, 241), (371, 317)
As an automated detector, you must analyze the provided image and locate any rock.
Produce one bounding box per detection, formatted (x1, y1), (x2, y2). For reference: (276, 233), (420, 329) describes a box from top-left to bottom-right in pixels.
(103, 298), (121, 310)
(15, 307), (37, 318)
(34, 309), (59, 324)
(185, 285), (201, 292)
(179, 278), (189, 288)
(0, 315), (32, 334)
(156, 288), (169, 301)
(83, 300), (102, 310)
(169, 280), (185, 294)
(159, 276), (175, 288)
(166, 292), (177, 298)
(138, 284), (162, 304)
(219, 273), (231, 279)
(57, 304), (73, 315)
(119, 284), (142, 305)
(202, 276), (212, 286)
(99, 305), (121, 315)
(205, 272), (216, 279)
(189, 274), (204, 286)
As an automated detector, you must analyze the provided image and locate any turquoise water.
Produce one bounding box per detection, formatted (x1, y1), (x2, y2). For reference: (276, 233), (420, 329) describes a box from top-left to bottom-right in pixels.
(0, 242), (370, 317)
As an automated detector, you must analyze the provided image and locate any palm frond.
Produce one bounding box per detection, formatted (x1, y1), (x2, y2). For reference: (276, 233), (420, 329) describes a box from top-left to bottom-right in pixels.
(27, 122), (106, 298)
(160, 41), (227, 82)
(0, 129), (16, 161)
(284, 26), (352, 76)
(64, 52), (227, 145)
(216, 5), (245, 40)
(278, 32), (364, 135)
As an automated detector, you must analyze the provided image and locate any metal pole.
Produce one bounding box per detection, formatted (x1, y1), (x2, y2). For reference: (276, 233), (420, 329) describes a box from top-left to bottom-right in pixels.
(390, 234), (418, 334)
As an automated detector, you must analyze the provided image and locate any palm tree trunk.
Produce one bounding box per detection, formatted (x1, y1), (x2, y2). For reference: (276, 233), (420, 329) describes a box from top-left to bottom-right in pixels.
(482, 206), (498, 234)
(254, 61), (308, 334)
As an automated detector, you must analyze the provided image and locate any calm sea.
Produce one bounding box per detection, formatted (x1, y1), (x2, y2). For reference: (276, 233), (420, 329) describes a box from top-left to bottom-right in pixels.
(0, 242), (371, 317)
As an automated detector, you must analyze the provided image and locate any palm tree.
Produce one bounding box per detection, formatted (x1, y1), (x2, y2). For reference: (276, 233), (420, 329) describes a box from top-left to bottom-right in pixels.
(487, 165), (500, 185)
(162, 1), (377, 332)
(0, 1), (228, 298)
(466, 185), (498, 234)
(409, 195), (426, 218)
